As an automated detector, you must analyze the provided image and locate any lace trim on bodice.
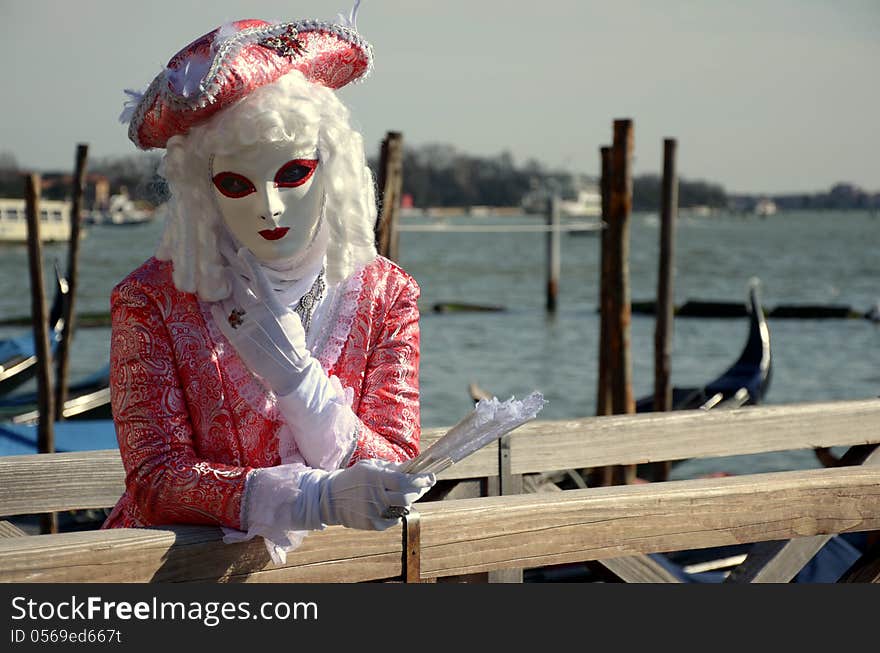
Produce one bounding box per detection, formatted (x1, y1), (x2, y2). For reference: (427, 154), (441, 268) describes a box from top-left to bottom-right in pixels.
(197, 263), (366, 429)
(311, 263), (367, 371)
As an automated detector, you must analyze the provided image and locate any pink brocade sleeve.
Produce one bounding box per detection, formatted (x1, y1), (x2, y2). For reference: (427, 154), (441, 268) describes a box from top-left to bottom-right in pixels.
(349, 275), (421, 464)
(110, 279), (252, 529)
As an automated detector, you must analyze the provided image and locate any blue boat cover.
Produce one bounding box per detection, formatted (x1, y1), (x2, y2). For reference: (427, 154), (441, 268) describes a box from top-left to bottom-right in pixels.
(0, 334), (33, 363)
(0, 420), (118, 456)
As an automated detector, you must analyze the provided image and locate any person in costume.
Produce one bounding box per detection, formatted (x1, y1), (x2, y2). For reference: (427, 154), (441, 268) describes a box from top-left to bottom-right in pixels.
(102, 8), (435, 562)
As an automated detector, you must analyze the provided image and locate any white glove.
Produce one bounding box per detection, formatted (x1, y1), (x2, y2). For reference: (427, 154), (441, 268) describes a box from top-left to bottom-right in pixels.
(228, 458), (436, 564)
(212, 247), (356, 470)
(274, 365), (359, 471)
(211, 247), (310, 395)
(296, 459), (436, 531)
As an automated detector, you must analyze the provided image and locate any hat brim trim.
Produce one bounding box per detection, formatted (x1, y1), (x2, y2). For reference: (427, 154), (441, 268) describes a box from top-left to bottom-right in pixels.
(128, 19), (373, 149)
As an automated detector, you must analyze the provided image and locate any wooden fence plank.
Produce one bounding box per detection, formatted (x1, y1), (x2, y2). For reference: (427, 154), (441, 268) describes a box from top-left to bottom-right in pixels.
(500, 399), (880, 476)
(724, 445), (880, 583)
(0, 524), (402, 583)
(2, 466), (879, 583)
(487, 434), (524, 583)
(2, 399), (879, 518)
(0, 450), (124, 516)
(428, 398), (880, 479)
(0, 521), (26, 538)
(594, 555), (682, 583)
(415, 466), (880, 579)
(524, 468), (678, 582)
(725, 536), (831, 583)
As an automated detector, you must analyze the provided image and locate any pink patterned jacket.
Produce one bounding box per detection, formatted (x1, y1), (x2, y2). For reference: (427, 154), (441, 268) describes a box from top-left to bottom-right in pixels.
(102, 255), (420, 531)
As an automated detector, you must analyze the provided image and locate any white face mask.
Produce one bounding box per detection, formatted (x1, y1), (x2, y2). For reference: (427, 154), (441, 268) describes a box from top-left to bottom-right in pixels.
(211, 141), (325, 263)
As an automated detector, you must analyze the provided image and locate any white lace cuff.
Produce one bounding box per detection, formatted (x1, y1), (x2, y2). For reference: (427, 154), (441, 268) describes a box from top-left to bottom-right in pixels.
(221, 463), (326, 565)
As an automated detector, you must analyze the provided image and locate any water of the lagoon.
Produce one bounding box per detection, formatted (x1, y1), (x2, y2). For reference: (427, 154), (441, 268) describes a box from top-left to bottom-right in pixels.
(1, 209), (877, 478)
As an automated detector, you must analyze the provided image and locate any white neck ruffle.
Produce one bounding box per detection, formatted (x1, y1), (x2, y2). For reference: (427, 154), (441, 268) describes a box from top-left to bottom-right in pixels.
(217, 216), (330, 311)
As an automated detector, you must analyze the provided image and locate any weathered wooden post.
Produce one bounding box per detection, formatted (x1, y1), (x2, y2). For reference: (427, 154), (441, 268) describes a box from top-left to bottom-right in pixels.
(546, 195), (561, 312)
(592, 146), (614, 487)
(596, 147), (613, 418)
(374, 131), (403, 262)
(608, 119), (636, 485)
(25, 173), (57, 534)
(486, 433), (524, 583)
(653, 138), (678, 481)
(54, 143), (88, 421)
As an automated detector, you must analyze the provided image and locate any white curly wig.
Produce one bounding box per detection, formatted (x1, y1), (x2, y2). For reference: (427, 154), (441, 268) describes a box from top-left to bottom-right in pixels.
(155, 69), (378, 302)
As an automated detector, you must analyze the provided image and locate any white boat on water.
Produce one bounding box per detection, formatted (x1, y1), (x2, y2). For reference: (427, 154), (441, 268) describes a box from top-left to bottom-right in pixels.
(0, 198), (81, 243)
(521, 179), (602, 218)
(558, 187), (602, 217)
(754, 198), (778, 217)
(87, 193), (155, 226)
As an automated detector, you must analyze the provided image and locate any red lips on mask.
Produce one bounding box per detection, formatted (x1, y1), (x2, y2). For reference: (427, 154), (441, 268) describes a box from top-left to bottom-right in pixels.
(259, 227), (290, 240)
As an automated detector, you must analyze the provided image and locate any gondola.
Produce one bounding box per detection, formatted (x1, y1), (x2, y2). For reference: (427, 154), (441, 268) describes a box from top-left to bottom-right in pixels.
(635, 282), (772, 412)
(0, 363), (111, 424)
(0, 269), (69, 396)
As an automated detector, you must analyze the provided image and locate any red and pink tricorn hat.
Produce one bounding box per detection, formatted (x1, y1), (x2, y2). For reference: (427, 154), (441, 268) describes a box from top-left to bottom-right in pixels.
(122, 14), (373, 150)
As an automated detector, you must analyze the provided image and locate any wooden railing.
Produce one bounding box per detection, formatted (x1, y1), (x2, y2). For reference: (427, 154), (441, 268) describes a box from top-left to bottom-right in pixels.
(1, 398), (879, 583)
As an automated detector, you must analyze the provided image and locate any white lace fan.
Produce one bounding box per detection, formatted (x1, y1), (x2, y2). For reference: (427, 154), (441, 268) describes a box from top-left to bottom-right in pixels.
(403, 391), (546, 475)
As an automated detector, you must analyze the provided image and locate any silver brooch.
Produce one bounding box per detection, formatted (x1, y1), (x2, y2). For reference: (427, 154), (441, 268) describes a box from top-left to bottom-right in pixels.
(228, 308), (246, 329)
(258, 26), (306, 59)
(294, 268), (326, 335)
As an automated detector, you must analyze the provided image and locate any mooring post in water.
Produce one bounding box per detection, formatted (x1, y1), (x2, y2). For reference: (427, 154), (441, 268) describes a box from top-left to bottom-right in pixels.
(374, 131), (404, 262)
(608, 119), (636, 485)
(653, 138), (678, 481)
(25, 172), (57, 534)
(596, 146), (613, 418)
(55, 143), (89, 421)
(546, 195), (561, 312)
(592, 145), (614, 487)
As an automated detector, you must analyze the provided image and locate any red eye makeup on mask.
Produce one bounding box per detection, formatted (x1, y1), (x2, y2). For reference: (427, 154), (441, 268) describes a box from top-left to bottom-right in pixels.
(275, 159), (318, 188)
(212, 159), (317, 198)
(212, 172), (256, 198)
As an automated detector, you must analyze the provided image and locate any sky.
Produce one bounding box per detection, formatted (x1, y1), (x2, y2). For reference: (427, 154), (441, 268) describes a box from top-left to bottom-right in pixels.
(1, 0), (878, 194)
